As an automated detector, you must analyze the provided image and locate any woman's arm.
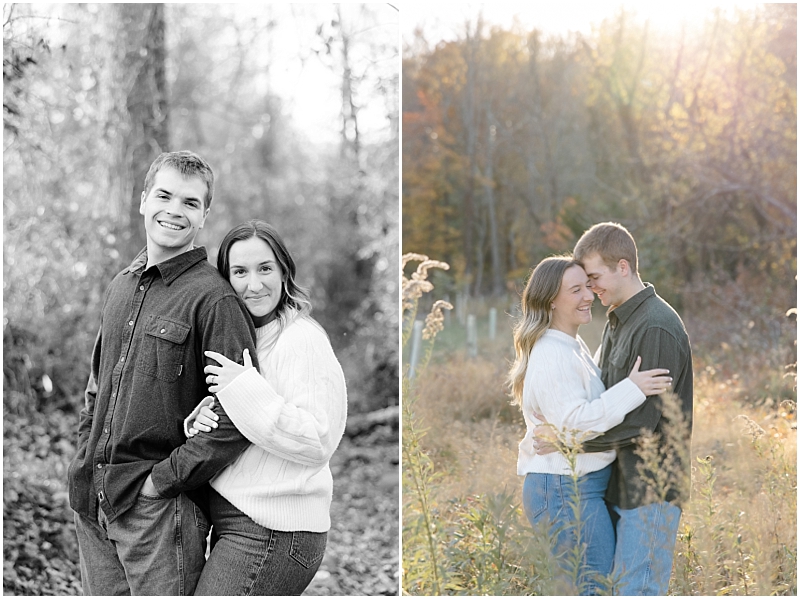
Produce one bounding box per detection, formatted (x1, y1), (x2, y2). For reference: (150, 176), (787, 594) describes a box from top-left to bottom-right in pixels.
(528, 349), (646, 436)
(207, 322), (347, 468)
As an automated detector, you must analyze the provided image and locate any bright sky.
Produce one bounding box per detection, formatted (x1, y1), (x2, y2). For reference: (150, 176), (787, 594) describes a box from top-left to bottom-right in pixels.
(402, 1), (768, 47)
(263, 4), (399, 146)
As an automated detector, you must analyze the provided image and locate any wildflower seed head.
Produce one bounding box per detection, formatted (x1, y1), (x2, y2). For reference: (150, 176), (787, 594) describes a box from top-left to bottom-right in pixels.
(402, 252), (429, 270)
(403, 279), (434, 309)
(412, 259), (450, 282)
(422, 300), (453, 340)
(734, 414), (766, 441)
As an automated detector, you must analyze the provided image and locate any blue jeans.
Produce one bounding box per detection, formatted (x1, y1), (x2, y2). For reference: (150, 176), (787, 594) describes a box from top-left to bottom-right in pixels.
(523, 465), (615, 595)
(194, 489), (327, 596)
(610, 502), (681, 595)
(74, 489), (208, 595)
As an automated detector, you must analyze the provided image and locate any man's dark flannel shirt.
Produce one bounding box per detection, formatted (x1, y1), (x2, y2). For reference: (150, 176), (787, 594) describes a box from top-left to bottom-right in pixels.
(68, 247), (258, 524)
(582, 284), (693, 509)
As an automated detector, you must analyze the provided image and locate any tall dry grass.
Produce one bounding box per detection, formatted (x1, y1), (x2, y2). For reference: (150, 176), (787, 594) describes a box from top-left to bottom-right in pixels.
(402, 284), (796, 595)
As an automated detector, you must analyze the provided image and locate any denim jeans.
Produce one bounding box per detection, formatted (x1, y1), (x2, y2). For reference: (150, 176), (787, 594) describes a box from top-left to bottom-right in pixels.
(194, 489), (327, 596)
(74, 489), (208, 595)
(610, 501), (681, 595)
(523, 465), (615, 595)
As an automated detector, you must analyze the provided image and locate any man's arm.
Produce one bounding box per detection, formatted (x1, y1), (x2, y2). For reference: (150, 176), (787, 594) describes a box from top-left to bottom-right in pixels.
(149, 295), (260, 497)
(581, 327), (685, 452)
(76, 328), (102, 455)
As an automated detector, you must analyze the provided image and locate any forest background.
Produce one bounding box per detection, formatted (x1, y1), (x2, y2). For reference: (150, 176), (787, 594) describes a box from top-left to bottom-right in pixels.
(402, 4), (796, 595)
(4, 4), (399, 595)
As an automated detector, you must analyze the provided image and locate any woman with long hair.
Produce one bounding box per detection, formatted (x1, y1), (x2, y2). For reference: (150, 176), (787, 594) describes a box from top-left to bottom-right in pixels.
(186, 219), (347, 595)
(508, 256), (671, 595)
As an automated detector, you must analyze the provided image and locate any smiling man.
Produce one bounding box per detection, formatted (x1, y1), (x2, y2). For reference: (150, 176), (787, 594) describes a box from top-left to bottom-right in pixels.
(569, 222), (694, 595)
(68, 151), (259, 595)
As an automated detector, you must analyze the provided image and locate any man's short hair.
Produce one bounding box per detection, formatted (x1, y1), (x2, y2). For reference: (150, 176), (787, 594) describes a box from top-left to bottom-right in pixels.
(142, 151), (215, 210)
(574, 222), (639, 274)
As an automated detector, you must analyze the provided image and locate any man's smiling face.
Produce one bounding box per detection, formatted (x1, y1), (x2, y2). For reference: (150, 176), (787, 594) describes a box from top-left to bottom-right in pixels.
(580, 252), (627, 308)
(139, 166), (209, 260)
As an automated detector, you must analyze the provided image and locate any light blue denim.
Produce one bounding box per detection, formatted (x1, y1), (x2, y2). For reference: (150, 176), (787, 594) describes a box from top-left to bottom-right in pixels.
(523, 465), (615, 595)
(610, 501), (682, 595)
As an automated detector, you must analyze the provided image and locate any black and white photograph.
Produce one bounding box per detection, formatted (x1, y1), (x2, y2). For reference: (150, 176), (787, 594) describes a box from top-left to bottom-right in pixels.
(4, 3), (399, 595)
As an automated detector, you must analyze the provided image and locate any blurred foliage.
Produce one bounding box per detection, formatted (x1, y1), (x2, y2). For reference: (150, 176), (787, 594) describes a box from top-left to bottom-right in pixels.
(403, 5), (796, 356)
(4, 3), (399, 418)
(3, 411), (81, 596)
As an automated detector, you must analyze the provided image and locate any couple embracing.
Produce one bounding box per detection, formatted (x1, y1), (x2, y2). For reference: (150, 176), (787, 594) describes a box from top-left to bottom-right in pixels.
(68, 151), (347, 595)
(509, 223), (693, 595)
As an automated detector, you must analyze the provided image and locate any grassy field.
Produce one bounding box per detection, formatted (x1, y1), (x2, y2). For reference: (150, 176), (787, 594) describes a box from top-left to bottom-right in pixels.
(402, 297), (796, 596)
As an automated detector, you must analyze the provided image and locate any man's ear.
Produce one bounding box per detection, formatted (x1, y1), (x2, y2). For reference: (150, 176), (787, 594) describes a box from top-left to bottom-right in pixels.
(138, 190), (146, 215)
(618, 259), (630, 277)
(199, 206), (210, 230)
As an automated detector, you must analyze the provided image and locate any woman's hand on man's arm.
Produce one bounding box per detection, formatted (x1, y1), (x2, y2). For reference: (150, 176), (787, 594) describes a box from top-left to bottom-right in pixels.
(187, 397), (219, 437)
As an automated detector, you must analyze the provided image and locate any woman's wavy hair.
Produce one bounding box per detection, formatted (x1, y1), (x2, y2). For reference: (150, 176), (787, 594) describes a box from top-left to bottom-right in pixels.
(217, 220), (312, 339)
(506, 255), (578, 406)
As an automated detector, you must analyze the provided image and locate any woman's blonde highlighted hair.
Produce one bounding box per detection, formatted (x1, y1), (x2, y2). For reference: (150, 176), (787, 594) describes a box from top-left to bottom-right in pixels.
(506, 256), (578, 406)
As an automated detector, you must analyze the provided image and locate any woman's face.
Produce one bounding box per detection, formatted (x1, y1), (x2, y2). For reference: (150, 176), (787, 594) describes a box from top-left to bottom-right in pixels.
(550, 264), (594, 336)
(228, 236), (284, 322)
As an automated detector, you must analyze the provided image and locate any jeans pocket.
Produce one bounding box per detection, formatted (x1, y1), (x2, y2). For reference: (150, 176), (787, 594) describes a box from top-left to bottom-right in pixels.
(522, 474), (549, 524)
(191, 500), (210, 532)
(288, 531), (327, 569)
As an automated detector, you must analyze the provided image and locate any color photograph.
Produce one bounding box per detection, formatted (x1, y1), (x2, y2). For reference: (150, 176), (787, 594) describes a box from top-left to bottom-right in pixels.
(402, 2), (796, 595)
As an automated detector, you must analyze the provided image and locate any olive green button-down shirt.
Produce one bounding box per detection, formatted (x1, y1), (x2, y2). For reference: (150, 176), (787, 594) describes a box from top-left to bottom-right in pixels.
(582, 284), (693, 508)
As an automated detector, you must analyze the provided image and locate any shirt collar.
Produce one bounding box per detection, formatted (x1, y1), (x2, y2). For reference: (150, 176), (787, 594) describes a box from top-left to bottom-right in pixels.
(609, 283), (655, 325)
(123, 246), (209, 286)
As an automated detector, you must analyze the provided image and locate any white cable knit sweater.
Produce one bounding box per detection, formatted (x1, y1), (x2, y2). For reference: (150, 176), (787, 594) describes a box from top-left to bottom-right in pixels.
(517, 329), (646, 477)
(205, 315), (347, 533)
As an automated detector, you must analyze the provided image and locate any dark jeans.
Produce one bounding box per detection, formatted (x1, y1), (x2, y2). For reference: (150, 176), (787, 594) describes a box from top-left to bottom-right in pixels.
(195, 489), (327, 596)
(74, 490), (208, 595)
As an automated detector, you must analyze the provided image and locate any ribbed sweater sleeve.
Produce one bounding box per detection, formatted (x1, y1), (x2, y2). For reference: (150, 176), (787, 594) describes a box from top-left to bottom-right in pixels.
(214, 319), (347, 468)
(527, 334), (646, 436)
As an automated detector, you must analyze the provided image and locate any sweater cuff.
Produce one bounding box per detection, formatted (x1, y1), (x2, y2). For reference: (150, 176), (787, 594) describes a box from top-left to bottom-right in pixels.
(613, 377), (646, 410)
(216, 367), (279, 424)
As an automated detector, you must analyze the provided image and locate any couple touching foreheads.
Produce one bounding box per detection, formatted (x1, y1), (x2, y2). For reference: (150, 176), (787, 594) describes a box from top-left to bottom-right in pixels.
(509, 222), (693, 596)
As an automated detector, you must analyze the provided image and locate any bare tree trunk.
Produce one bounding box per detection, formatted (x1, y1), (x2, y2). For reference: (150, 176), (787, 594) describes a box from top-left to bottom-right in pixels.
(461, 24), (481, 294)
(99, 4), (170, 262)
(127, 4), (170, 257)
(337, 5), (360, 166)
(483, 110), (503, 296)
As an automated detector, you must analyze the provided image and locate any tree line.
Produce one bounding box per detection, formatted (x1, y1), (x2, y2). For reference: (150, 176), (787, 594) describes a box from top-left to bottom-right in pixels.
(402, 5), (795, 350)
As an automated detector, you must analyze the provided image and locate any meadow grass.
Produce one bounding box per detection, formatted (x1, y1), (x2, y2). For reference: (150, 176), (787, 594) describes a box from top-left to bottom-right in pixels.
(402, 286), (796, 596)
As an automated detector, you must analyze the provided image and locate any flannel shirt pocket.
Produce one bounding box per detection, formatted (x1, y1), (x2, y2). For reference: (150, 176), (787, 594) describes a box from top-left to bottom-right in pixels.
(136, 315), (191, 382)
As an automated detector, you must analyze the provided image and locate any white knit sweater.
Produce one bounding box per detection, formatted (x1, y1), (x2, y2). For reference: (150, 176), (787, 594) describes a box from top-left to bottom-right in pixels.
(517, 329), (645, 477)
(200, 315), (347, 533)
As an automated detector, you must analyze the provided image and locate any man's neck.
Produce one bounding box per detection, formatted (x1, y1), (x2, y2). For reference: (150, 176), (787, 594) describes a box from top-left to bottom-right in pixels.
(611, 278), (646, 310)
